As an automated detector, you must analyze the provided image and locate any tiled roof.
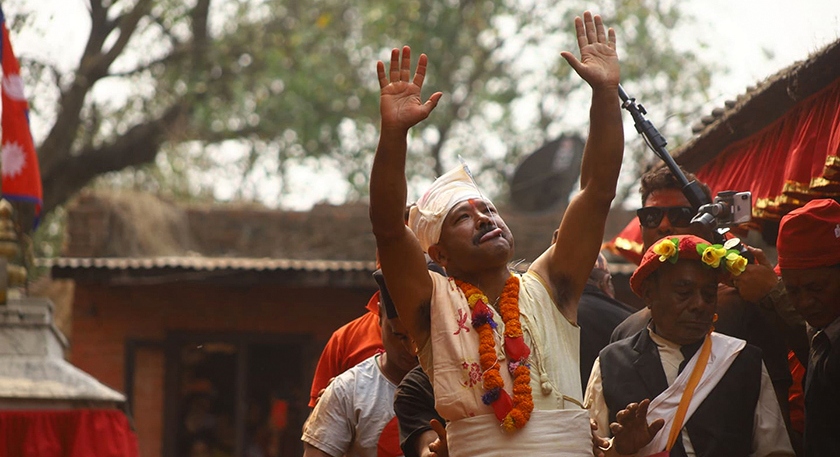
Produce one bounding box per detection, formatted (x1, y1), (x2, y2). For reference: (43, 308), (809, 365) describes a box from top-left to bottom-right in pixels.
(673, 38), (840, 171)
(40, 257), (379, 288)
(39, 257), (376, 272)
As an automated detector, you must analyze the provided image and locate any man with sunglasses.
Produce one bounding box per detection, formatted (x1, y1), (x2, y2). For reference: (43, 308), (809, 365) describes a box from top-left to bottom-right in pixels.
(636, 205), (696, 235)
(610, 166), (797, 442)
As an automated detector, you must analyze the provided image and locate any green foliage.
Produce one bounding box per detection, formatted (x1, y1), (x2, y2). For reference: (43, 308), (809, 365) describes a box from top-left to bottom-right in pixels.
(17, 0), (716, 213)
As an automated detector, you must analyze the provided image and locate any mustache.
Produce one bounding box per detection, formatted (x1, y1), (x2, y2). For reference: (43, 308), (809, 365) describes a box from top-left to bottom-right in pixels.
(473, 225), (500, 245)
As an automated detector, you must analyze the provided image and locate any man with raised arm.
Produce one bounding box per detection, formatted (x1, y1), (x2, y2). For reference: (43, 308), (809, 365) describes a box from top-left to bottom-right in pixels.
(370, 11), (626, 456)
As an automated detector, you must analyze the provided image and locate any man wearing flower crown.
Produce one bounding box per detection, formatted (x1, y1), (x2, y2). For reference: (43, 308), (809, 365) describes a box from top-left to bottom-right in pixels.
(610, 166), (802, 436)
(585, 234), (794, 456)
(370, 10), (624, 456)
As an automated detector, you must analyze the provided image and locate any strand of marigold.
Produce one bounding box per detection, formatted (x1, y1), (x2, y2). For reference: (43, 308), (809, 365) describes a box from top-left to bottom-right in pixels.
(499, 275), (531, 431)
(477, 322), (503, 390)
(455, 275), (533, 431)
(507, 363), (533, 430)
(499, 275), (522, 338)
(455, 280), (504, 392)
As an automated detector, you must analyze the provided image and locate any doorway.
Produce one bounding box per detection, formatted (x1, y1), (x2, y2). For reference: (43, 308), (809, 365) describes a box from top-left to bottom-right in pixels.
(163, 334), (310, 457)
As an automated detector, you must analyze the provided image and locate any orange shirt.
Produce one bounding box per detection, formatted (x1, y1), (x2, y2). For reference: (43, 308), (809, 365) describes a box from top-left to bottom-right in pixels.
(308, 292), (384, 407)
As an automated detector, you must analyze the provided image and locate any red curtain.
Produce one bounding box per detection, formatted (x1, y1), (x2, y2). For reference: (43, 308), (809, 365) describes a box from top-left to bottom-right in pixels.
(605, 76), (840, 263)
(695, 77), (840, 220)
(0, 409), (139, 457)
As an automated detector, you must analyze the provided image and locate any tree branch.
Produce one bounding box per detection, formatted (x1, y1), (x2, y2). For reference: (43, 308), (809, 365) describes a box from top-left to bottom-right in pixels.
(107, 43), (192, 78)
(39, 0), (143, 179)
(191, 0), (211, 67)
(101, 0), (153, 69)
(39, 0), (194, 193)
(41, 103), (186, 214)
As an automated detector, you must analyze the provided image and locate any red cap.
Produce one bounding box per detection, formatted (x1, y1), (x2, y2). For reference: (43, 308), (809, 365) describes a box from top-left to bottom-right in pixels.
(630, 234), (748, 296)
(777, 199), (840, 270)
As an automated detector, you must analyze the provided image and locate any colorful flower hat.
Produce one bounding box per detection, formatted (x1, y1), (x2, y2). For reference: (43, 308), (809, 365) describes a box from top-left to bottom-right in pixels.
(629, 234), (749, 296)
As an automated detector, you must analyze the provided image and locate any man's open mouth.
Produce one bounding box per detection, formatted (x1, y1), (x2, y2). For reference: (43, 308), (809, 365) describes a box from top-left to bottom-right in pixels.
(477, 227), (503, 244)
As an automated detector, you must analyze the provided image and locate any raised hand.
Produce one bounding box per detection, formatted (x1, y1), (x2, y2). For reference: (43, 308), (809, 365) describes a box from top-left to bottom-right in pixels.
(732, 245), (779, 302)
(377, 46), (443, 134)
(560, 11), (620, 90)
(610, 399), (665, 455)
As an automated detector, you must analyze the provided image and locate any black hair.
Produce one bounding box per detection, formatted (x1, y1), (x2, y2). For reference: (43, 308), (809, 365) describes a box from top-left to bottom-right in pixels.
(372, 269), (399, 319)
(640, 166), (712, 206)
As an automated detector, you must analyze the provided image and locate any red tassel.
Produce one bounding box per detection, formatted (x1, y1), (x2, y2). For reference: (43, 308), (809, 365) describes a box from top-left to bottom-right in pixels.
(472, 299), (491, 318)
(492, 389), (513, 421)
(504, 335), (530, 362)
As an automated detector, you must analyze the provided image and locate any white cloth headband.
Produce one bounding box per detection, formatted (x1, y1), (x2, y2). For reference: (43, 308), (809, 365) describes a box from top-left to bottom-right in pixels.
(407, 164), (487, 252)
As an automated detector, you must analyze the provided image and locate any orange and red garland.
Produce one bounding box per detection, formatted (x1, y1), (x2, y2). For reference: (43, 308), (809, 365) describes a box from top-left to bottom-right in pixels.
(455, 274), (534, 431)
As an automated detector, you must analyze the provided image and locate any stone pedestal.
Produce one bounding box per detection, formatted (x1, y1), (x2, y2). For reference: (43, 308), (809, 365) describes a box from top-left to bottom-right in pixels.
(0, 297), (124, 408)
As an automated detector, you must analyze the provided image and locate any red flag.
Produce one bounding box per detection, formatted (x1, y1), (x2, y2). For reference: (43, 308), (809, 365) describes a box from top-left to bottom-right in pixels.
(1, 7), (42, 216)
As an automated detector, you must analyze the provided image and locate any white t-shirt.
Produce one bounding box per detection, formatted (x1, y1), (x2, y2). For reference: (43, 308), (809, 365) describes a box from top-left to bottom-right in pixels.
(302, 354), (402, 457)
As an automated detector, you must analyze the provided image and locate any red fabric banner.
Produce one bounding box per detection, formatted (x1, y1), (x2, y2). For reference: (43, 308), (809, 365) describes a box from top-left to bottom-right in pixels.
(695, 77), (840, 220)
(606, 76), (840, 262)
(0, 409), (139, 457)
(0, 7), (43, 215)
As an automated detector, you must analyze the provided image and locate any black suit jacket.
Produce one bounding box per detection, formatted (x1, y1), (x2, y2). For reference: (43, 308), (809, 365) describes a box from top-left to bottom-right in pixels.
(577, 284), (633, 390)
(609, 291), (792, 402)
(802, 328), (840, 456)
(600, 329), (762, 457)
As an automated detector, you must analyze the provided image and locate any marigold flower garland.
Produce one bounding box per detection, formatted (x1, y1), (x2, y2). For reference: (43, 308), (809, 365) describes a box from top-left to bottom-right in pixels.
(455, 274), (534, 432)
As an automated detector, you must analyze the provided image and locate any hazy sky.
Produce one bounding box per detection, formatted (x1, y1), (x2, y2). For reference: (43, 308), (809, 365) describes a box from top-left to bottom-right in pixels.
(18, 0), (840, 209)
(681, 0), (839, 114)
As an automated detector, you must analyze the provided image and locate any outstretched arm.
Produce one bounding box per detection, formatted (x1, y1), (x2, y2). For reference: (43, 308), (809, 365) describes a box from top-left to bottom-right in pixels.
(530, 11), (623, 322)
(370, 47), (443, 345)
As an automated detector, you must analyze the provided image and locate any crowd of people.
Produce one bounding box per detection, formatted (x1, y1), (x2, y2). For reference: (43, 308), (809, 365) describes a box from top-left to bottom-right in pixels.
(300, 10), (839, 457)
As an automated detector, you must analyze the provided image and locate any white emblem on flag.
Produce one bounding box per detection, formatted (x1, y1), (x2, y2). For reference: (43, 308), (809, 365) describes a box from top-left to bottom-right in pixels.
(835, 224), (840, 239)
(2, 74), (26, 101)
(1, 142), (26, 178)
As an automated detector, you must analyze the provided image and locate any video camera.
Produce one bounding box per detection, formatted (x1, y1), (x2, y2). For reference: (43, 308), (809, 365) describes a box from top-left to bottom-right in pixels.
(690, 190), (752, 233)
(618, 85), (754, 262)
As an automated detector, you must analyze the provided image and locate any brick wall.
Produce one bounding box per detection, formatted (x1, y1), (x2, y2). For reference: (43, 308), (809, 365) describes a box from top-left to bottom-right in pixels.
(64, 191), (635, 263)
(70, 282), (376, 457)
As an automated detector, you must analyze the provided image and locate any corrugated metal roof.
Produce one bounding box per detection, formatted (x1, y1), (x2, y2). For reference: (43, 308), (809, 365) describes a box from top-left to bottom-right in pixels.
(39, 257), (377, 273)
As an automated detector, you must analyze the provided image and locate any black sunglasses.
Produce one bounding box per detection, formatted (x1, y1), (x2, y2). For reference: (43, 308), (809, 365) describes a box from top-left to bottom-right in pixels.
(636, 206), (695, 229)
